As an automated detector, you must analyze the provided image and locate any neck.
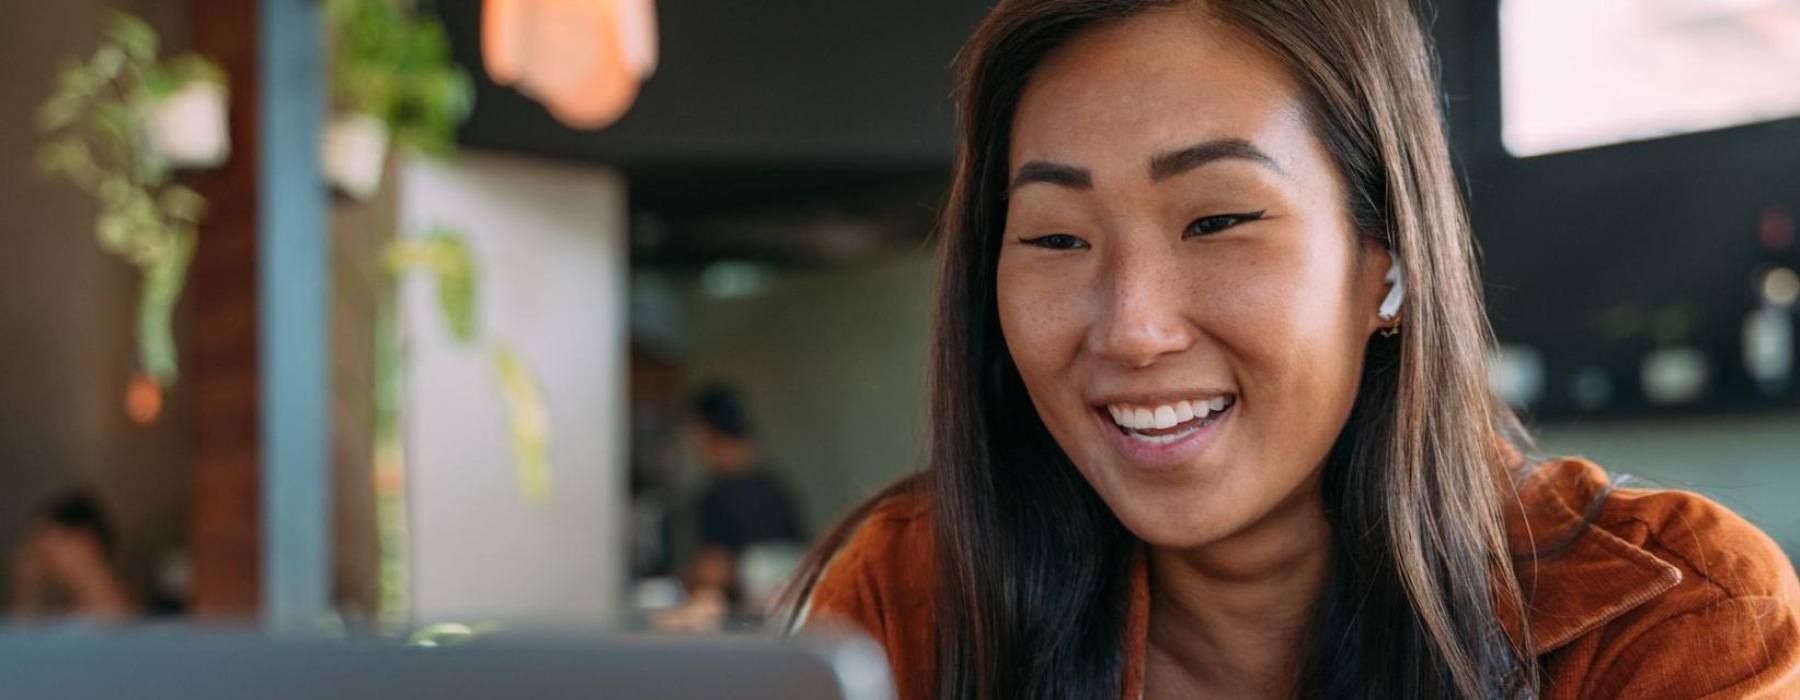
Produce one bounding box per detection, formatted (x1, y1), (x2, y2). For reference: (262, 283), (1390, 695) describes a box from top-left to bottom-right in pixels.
(1145, 491), (1331, 699)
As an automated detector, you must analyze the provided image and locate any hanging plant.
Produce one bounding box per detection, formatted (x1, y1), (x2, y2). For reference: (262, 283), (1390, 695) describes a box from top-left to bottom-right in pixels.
(325, 0), (475, 200)
(386, 229), (553, 505)
(37, 12), (230, 388)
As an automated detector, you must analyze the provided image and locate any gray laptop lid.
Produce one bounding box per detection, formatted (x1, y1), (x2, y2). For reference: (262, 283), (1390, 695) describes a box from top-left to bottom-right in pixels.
(0, 631), (895, 700)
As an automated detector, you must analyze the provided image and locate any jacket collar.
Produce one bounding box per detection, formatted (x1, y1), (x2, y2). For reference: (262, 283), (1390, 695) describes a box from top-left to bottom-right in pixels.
(1501, 453), (1684, 653)
(1116, 447), (1683, 699)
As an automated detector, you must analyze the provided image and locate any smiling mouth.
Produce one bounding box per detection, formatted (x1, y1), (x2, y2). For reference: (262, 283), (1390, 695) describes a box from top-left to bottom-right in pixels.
(1101, 395), (1236, 446)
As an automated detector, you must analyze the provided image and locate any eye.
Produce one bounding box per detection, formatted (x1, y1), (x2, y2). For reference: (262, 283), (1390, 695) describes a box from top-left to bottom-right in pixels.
(1017, 233), (1090, 250)
(1184, 210), (1266, 238)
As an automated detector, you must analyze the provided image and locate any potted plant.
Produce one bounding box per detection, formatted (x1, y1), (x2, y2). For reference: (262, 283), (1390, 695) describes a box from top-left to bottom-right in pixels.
(143, 54), (230, 169)
(325, 0), (474, 200)
(36, 12), (229, 389)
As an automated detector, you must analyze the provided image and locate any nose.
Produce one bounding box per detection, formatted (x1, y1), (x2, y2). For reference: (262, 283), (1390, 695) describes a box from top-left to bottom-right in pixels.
(1086, 241), (1200, 368)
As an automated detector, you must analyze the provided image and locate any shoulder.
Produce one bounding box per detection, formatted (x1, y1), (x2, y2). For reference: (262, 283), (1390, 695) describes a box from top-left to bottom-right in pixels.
(1599, 474), (1797, 604)
(1517, 457), (1800, 698)
(801, 491), (937, 700)
(1515, 456), (1798, 601)
(805, 492), (934, 631)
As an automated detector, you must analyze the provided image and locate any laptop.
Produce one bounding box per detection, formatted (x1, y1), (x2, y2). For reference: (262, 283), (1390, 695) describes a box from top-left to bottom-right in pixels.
(0, 630), (895, 700)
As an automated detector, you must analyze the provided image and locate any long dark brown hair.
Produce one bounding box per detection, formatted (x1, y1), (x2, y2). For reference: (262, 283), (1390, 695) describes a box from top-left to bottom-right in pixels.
(783, 1), (1537, 698)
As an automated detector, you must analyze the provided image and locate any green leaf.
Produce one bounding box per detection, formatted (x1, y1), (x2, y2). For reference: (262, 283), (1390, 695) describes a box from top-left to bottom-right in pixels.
(386, 231), (478, 344)
(120, 192), (163, 262)
(491, 342), (552, 505)
(90, 45), (126, 83)
(141, 66), (180, 100)
(437, 263), (477, 344)
(158, 185), (209, 223)
(95, 209), (134, 254)
(171, 54), (226, 84)
(98, 178), (131, 207)
(413, 20), (450, 62)
(55, 61), (97, 100)
(428, 232), (477, 344)
(106, 12), (160, 64)
(36, 137), (88, 178)
(38, 94), (82, 132)
(86, 101), (134, 153)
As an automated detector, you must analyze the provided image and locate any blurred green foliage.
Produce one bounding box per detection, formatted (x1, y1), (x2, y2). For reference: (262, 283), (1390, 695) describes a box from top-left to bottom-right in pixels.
(386, 230), (553, 506)
(406, 621), (504, 647)
(491, 341), (552, 505)
(385, 229), (478, 344)
(326, 0), (475, 158)
(36, 12), (226, 387)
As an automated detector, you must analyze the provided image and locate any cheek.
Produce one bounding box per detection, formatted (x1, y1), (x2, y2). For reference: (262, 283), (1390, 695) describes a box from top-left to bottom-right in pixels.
(1218, 234), (1369, 452)
(996, 256), (1099, 435)
(996, 258), (1087, 381)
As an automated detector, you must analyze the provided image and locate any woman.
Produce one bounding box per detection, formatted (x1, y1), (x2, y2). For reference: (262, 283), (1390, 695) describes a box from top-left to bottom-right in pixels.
(784, 1), (1800, 698)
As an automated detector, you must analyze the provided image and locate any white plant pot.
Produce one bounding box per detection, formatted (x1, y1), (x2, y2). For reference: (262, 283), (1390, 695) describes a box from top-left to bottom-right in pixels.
(323, 113), (391, 201)
(145, 81), (231, 170)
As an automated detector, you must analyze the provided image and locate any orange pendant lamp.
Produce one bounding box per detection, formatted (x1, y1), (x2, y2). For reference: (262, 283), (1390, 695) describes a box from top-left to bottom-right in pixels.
(483, 0), (659, 130)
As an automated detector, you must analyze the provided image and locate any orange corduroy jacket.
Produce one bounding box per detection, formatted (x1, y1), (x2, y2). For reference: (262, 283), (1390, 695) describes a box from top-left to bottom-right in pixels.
(808, 456), (1800, 699)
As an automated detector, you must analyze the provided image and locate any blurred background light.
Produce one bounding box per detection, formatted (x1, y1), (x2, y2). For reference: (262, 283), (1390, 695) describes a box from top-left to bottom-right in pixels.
(482, 0), (659, 129)
(700, 261), (775, 301)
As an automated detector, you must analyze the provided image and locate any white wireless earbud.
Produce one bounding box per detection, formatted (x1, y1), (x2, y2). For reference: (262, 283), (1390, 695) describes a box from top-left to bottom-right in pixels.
(1377, 257), (1405, 322)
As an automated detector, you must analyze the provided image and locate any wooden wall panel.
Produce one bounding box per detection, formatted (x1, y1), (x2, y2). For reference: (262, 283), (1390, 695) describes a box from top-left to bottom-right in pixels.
(186, 0), (260, 618)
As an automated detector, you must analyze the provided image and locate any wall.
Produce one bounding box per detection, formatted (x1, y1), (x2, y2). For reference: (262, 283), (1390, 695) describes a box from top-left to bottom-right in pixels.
(0, 0), (197, 606)
(682, 254), (935, 537)
(398, 152), (629, 625)
(1537, 416), (1800, 561)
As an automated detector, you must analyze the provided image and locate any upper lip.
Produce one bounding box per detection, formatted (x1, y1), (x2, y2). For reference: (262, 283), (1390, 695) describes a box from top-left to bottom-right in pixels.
(1087, 388), (1237, 408)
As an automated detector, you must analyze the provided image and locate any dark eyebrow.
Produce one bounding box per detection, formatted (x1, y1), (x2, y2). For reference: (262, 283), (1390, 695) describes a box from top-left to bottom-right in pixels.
(1148, 138), (1283, 182)
(1007, 139), (1279, 195)
(1008, 161), (1092, 195)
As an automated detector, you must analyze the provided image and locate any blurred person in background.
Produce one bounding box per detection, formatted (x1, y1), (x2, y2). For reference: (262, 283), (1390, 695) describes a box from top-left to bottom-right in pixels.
(9, 491), (136, 624)
(666, 384), (804, 629)
(781, 0), (1800, 699)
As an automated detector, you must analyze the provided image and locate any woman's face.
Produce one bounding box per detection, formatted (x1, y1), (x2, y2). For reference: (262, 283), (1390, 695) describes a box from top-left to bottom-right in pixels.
(996, 8), (1392, 549)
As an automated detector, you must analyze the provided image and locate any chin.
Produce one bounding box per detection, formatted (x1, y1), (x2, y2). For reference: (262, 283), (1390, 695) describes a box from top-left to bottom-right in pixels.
(1098, 482), (1252, 550)
(1123, 517), (1244, 550)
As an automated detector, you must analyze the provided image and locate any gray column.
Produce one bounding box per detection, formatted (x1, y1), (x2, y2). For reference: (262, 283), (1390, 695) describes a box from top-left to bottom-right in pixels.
(259, 0), (330, 634)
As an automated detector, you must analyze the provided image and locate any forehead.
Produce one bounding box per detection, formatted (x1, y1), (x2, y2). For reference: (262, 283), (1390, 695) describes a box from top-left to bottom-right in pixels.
(1009, 8), (1310, 173)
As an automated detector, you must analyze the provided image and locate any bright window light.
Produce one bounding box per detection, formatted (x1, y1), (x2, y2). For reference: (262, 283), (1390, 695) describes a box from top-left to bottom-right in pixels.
(1501, 0), (1800, 156)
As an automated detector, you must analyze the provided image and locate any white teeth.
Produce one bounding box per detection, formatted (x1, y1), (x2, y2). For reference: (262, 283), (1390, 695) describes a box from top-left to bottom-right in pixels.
(1133, 429), (1192, 445)
(1105, 396), (1234, 431)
